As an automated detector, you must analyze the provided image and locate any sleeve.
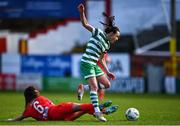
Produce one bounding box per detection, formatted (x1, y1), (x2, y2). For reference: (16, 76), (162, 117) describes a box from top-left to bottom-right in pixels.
(92, 28), (98, 36)
(22, 107), (31, 118)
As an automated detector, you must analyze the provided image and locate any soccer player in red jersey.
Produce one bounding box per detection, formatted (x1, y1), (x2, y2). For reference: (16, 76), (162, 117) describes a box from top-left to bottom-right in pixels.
(8, 86), (118, 121)
(77, 52), (111, 102)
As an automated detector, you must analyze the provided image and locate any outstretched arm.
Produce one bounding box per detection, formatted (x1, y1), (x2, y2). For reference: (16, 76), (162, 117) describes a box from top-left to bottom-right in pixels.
(77, 4), (94, 32)
(7, 114), (25, 121)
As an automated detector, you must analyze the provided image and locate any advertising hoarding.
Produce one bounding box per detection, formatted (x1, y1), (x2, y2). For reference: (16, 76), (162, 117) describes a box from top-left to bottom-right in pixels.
(72, 53), (130, 78)
(0, 0), (84, 18)
(108, 77), (145, 93)
(2, 54), (21, 75)
(16, 73), (42, 91)
(21, 55), (71, 76)
(0, 74), (16, 90)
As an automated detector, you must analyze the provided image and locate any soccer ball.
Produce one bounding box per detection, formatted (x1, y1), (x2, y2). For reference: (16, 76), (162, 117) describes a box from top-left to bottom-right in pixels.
(125, 108), (139, 121)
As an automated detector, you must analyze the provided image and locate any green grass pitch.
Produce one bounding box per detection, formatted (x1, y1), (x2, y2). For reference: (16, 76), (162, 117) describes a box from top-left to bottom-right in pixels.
(0, 91), (180, 125)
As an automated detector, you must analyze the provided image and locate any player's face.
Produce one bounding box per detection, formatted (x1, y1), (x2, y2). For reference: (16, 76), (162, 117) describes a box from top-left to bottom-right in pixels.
(34, 89), (40, 96)
(108, 31), (120, 44)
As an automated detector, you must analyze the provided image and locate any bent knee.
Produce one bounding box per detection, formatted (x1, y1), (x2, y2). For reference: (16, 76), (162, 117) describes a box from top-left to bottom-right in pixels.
(104, 82), (111, 89)
(105, 84), (110, 88)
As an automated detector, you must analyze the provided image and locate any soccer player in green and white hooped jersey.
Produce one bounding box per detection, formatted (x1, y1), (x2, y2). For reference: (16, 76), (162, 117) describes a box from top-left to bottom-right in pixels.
(77, 3), (120, 122)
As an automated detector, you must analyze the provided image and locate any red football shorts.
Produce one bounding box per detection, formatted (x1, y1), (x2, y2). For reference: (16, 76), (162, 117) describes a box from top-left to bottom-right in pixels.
(48, 102), (74, 120)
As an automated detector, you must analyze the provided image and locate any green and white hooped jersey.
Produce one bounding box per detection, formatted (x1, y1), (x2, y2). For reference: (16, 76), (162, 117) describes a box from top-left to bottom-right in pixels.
(81, 28), (110, 65)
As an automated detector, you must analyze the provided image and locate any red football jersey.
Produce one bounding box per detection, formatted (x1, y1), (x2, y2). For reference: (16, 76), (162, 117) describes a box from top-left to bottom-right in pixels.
(97, 52), (109, 74)
(23, 96), (54, 121)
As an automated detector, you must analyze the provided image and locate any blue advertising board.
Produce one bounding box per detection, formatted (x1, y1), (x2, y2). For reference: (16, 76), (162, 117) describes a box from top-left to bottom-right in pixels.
(0, 0), (84, 18)
(45, 55), (71, 76)
(21, 55), (71, 76)
(21, 55), (46, 74)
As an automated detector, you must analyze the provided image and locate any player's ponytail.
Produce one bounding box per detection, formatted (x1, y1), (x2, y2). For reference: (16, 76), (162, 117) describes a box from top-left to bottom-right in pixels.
(100, 12), (120, 34)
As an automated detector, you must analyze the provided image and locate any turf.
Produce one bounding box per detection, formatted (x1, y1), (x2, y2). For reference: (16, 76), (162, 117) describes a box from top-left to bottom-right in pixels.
(0, 91), (180, 125)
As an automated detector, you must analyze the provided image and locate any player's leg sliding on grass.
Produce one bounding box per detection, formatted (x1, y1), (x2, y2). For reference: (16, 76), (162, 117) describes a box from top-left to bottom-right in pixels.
(77, 3), (120, 122)
(63, 102), (118, 121)
(7, 86), (119, 122)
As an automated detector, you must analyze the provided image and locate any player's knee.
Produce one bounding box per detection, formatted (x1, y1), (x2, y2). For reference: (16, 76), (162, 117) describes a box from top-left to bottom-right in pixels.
(104, 82), (111, 88)
(90, 85), (98, 92)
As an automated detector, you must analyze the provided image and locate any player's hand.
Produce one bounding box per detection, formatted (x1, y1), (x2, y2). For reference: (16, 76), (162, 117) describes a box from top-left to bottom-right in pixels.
(107, 72), (116, 80)
(7, 118), (13, 121)
(78, 3), (85, 13)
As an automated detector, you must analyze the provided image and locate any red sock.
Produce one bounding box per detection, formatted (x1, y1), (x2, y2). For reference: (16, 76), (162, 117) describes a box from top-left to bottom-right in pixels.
(80, 104), (94, 114)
